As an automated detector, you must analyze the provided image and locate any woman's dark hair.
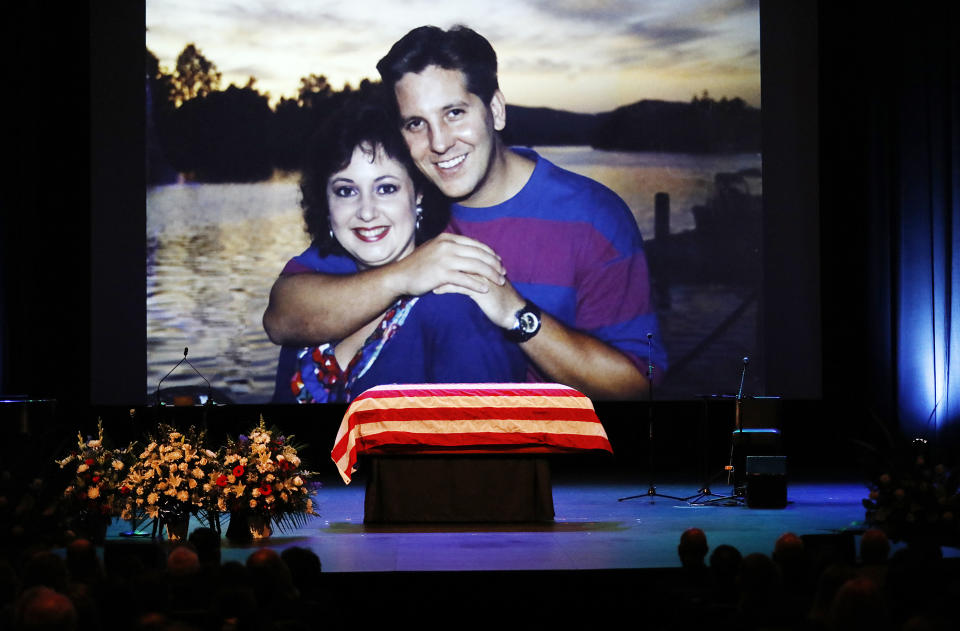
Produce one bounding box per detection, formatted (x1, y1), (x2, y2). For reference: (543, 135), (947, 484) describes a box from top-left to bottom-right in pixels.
(376, 25), (499, 105)
(300, 93), (448, 255)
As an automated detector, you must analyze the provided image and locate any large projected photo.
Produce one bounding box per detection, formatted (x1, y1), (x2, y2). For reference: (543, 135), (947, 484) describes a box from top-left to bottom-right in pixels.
(146, 1), (762, 404)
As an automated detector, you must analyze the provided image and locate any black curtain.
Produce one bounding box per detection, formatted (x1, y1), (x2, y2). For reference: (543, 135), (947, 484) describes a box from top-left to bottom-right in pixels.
(820, 3), (959, 447)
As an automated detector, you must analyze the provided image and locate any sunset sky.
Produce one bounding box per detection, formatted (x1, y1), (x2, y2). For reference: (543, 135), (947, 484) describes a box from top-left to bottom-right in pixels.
(145, 0), (760, 114)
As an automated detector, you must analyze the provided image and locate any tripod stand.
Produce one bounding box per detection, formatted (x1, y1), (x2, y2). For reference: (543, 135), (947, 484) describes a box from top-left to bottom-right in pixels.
(619, 334), (686, 503)
(687, 357), (750, 506)
(685, 394), (738, 504)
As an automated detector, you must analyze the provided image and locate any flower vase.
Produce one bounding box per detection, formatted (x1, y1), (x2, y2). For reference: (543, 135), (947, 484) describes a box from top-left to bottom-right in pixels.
(164, 517), (190, 542)
(249, 515), (272, 539)
(225, 512), (251, 543)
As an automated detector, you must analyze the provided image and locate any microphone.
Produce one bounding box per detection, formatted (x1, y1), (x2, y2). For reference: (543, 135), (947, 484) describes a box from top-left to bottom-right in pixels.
(155, 346), (213, 406)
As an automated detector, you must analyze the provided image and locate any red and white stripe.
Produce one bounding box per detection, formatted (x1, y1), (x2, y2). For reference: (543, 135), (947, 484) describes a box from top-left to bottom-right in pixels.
(331, 383), (612, 484)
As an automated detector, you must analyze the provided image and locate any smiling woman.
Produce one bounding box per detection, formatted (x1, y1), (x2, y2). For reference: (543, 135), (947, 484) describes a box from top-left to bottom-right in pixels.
(327, 145), (421, 269)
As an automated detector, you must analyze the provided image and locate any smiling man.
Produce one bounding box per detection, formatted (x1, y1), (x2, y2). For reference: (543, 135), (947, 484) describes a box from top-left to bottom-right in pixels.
(263, 25), (665, 400)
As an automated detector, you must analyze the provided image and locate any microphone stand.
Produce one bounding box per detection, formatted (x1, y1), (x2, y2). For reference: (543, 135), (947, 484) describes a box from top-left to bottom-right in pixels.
(619, 334), (685, 503)
(689, 357), (750, 506)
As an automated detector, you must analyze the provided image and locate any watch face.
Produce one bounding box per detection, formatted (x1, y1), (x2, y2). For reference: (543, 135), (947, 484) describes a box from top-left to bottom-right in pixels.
(519, 310), (540, 333)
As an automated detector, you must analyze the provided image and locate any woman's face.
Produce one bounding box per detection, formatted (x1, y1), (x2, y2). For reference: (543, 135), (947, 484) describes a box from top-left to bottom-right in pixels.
(327, 144), (420, 269)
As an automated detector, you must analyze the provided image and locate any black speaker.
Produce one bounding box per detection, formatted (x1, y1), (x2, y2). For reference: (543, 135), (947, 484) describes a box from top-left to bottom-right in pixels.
(745, 455), (787, 508)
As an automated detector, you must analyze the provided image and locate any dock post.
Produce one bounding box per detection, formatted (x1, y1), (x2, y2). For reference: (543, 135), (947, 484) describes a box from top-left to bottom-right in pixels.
(653, 192), (671, 310)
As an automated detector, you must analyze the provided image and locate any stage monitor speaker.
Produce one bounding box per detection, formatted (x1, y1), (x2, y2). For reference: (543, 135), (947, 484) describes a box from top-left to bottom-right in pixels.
(745, 455), (787, 508)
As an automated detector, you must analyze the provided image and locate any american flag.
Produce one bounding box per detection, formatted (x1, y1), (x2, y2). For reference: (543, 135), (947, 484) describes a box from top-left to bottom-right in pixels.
(332, 383), (613, 484)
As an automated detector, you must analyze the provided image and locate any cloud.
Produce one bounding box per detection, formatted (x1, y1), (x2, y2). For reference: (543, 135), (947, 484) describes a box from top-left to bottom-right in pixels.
(628, 22), (714, 48)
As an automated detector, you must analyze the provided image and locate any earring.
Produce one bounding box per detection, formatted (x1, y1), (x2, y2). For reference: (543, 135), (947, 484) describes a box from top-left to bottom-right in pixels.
(415, 205), (423, 232)
(329, 227), (335, 241)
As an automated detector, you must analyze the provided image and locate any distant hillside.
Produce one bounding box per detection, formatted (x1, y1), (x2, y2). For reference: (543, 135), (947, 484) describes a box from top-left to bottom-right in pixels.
(502, 105), (606, 147)
(503, 99), (760, 153)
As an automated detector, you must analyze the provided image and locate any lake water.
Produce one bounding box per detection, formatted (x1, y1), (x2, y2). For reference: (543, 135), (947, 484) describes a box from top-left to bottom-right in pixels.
(147, 148), (762, 403)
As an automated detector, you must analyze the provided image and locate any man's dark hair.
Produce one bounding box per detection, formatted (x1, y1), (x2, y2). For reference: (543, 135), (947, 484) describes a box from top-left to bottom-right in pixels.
(300, 93), (447, 255)
(376, 25), (499, 104)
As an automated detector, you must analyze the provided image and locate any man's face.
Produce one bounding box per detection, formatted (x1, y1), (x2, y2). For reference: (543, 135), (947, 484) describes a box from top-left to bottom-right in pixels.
(394, 65), (506, 206)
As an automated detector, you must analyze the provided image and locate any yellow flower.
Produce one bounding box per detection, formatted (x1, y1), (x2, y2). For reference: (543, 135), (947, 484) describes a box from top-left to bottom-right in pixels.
(176, 490), (189, 502)
(147, 492), (159, 505)
(112, 460), (125, 470)
(87, 487), (100, 499)
(249, 499), (258, 508)
(77, 464), (89, 473)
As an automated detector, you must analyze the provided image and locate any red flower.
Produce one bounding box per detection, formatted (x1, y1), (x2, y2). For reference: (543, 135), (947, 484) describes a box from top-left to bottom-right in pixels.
(290, 371), (304, 395)
(279, 460), (291, 472)
(92, 475), (101, 483)
(233, 465), (245, 477)
(259, 484), (273, 496)
(85, 458), (95, 466)
(216, 475), (228, 487)
(120, 486), (130, 495)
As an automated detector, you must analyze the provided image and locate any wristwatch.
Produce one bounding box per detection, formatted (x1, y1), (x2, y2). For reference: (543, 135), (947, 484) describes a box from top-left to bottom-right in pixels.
(504, 301), (542, 343)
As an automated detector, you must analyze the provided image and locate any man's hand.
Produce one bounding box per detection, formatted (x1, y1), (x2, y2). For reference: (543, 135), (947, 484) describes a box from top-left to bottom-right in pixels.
(390, 234), (506, 296)
(436, 276), (648, 400)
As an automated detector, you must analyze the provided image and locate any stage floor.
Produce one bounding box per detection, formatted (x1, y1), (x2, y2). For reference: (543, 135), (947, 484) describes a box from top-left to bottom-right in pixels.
(107, 465), (957, 573)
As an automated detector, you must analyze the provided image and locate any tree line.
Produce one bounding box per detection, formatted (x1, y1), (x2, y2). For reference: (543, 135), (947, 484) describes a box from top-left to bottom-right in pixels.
(147, 45), (760, 185)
